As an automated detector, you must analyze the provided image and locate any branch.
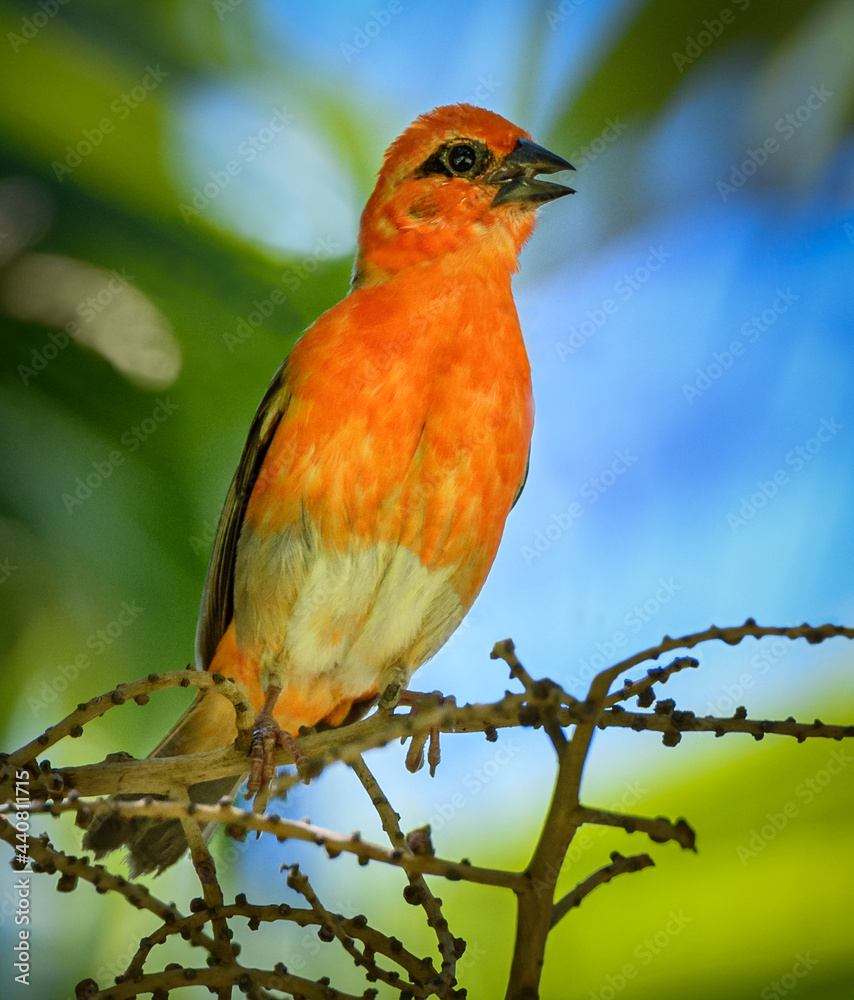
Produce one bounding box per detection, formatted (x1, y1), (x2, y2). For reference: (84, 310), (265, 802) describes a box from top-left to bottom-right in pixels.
(124, 900), (439, 988)
(286, 863), (431, 997)
(595, 620), (854, 701)
(550, 852), (654, 929)
(351, 756), (463, 991)
(492, 638), (568, 753)
(599, 706), (854, 745)
(76, 964), (372, 1000)
(3, 798), (528, 892)
(0, 816), (217, 957)
(603, 656), (698, 708)
(23, 694), (530, 798)
(495, 641), (602, 1000)
(574, 807), (696, 851)
(171, 785), (235, 977)
(1, 668), (253, 796)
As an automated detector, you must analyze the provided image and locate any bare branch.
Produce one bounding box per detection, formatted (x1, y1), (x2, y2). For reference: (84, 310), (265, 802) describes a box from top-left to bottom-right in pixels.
(603, 656), (699, 708)
(351, 756), (462, 991)
(4, 797), (528, 892)
(599, 706), (854, 745)
(172, 786), (235, 978)
(2, 619), (851, 1000)
(492, 639), (569, 754)
(0, 815), (217, 957)
(286, 863), (429, 996)
(77, 964), (371, 1000)
(550, 852), (655, 929)
(4, 668), (253, 773)
(591, 620), (854, 703)
(574, 807), (696, 851)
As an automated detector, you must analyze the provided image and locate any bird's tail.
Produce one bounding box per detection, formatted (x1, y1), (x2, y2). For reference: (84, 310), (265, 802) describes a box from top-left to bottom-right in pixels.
(83, 689), (241, 877)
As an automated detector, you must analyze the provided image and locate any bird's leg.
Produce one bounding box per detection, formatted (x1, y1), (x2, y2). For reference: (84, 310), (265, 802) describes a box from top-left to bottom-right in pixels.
(247, 685), (305, 807)
(378, 663), (410, 710)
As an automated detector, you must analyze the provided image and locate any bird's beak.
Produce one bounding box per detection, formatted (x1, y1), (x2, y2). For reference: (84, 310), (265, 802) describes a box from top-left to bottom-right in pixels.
(487, 137), (575, 207)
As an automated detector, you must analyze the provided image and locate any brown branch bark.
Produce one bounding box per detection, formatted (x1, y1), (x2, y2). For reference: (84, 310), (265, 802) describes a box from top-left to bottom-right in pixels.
(351, 755), (462, 992)
(2, 797), (528, 891)
(2, 619), (851, 1000)
(550, 852), (655, 929)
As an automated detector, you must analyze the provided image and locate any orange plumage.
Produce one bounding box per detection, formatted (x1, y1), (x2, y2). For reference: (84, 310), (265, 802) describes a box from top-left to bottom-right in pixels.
(84, 104), (573, 874)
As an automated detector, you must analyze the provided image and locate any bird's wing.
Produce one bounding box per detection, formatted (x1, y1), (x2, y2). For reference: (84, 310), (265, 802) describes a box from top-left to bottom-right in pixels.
(195, 359), (292, 670)
(511, 447), (531, 510)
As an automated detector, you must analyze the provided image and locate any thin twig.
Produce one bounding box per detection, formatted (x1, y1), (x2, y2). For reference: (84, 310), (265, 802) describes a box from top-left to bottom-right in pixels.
(550, 852), (654, 928)
(286, 864), (426, 996)
(574, 807), (696, 851)
(79, 963), (370, 1000)
(595, 620), (854, 703)
(599, 707), (854, 744)
(8, 797), (528, 891)
(0, 815), (217, 957)
(350, 756), (462, 991)
(603, 656), (699, 708)
(7, 669), (253, 770)
(172, 786), (235, 981)
(125, 900), (436, 986)
(492, 639), (570, 755)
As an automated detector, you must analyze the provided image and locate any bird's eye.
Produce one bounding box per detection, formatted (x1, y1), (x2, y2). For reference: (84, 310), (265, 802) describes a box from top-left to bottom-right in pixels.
(414, 139), (489, 181)
(446, 143), (479, 175)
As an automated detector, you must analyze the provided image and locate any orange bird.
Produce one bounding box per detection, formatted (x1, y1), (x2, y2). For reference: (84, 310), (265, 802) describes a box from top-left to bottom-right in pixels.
(85, 104), (573, 874)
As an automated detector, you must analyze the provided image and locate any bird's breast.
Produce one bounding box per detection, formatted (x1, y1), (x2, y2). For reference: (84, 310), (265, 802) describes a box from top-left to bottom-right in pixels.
(229, 263), (533, 709)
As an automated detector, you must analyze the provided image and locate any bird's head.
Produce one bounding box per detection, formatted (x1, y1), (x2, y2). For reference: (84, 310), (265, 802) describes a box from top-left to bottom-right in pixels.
(353, 104), (574, 288)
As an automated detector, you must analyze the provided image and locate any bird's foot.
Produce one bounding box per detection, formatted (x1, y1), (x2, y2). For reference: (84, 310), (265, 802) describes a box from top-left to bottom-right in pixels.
(246, 687), (307, 812)
(397, 689), (455, 777)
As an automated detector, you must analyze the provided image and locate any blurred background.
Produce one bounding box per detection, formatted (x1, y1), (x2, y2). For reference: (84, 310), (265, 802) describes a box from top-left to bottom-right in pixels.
(1, 0), (853, 997)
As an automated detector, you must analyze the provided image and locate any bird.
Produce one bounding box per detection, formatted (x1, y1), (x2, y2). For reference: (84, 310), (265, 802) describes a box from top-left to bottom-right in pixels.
(84, 103), (574, 875)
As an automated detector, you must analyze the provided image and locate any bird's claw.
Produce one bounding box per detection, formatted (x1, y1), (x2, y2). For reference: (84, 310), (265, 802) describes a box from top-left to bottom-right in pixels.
(399, 689), (454, 776)
(246, 713), (305, 809)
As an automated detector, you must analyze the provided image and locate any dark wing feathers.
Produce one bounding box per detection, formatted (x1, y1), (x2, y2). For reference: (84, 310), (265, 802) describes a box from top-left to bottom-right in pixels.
(194, 359), (292, 670)
(510, 447), (530, 510)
